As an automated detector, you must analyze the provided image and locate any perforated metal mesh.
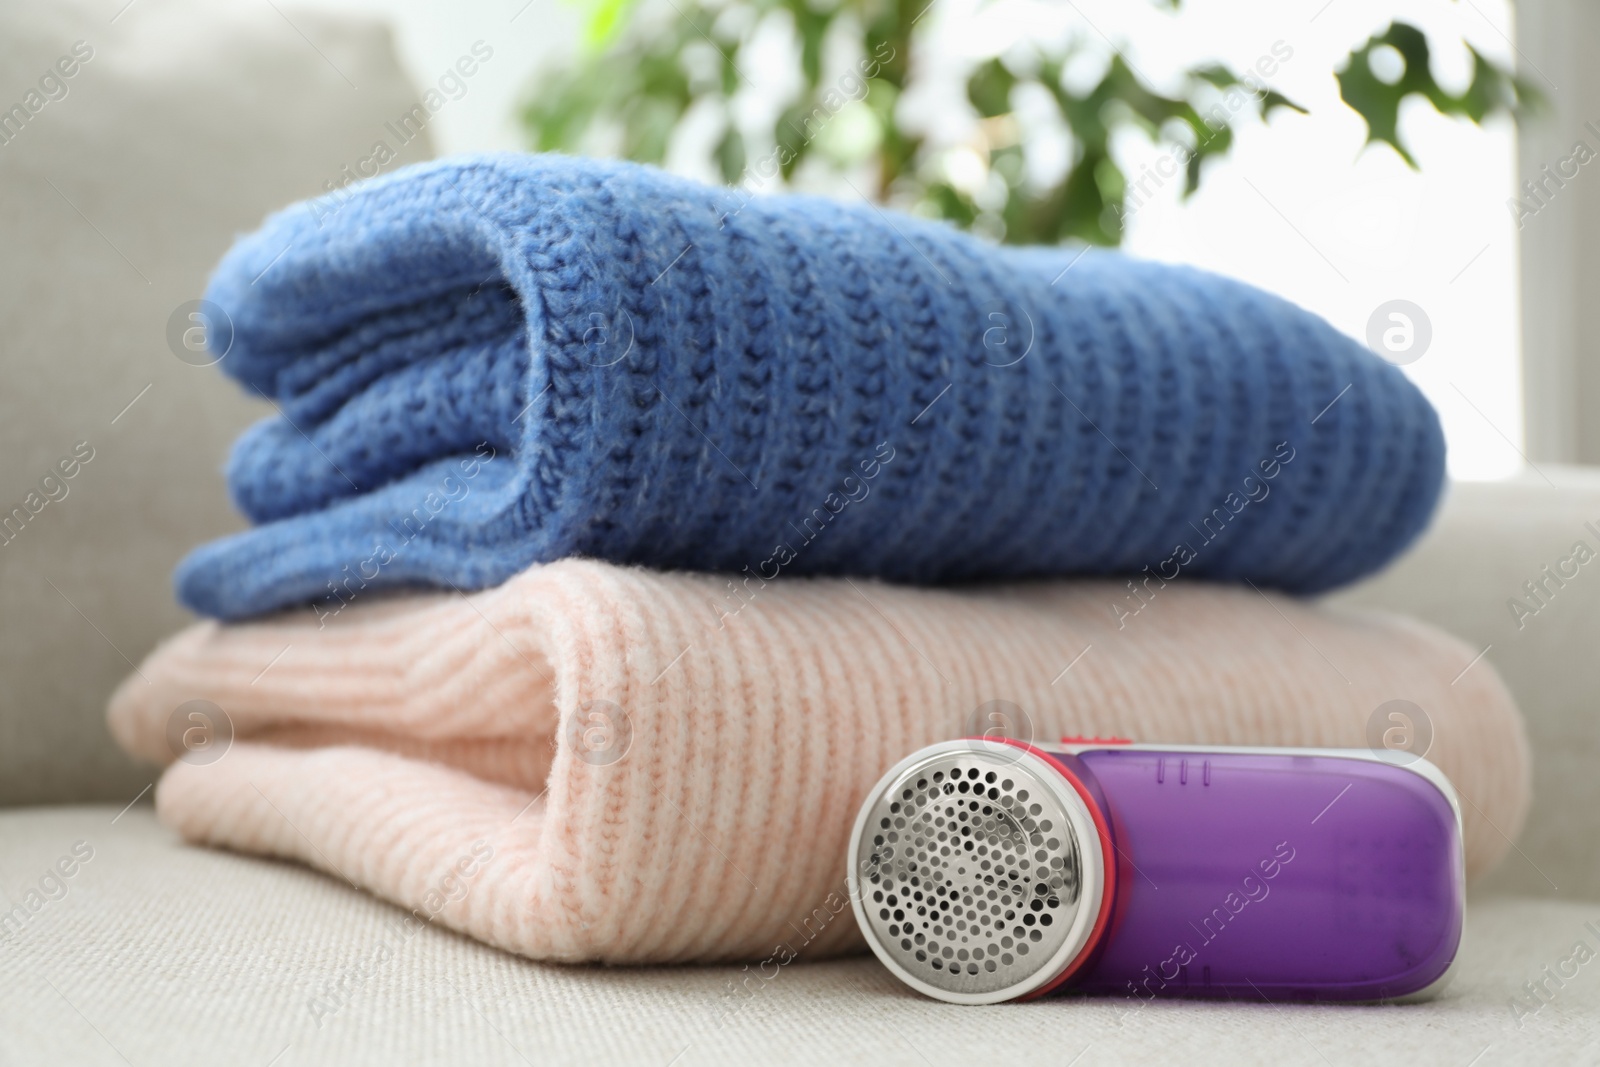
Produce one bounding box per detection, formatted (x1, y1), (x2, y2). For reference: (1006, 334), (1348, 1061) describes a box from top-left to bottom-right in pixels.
(853, 747), (1090, 999)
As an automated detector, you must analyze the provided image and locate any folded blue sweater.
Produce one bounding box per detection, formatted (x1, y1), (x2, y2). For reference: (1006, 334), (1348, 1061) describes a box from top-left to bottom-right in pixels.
(178, 153), (1444, 620)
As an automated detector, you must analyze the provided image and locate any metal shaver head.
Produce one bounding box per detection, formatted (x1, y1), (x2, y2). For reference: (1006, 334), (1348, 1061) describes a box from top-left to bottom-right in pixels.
(846, 740), (1111, 1004)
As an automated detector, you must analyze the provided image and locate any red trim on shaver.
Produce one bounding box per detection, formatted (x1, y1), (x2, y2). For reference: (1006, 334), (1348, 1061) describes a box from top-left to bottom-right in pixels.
(971, 737), (1119, 1000)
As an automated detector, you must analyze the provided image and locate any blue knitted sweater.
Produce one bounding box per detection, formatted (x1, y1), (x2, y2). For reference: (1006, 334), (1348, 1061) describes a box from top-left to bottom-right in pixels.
(178, 153), (1444, 620)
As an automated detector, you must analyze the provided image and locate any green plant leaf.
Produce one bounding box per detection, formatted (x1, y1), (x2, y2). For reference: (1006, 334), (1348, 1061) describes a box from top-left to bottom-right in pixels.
(583, 0), (638, 50)
(968, 57), (1016, 119)
(715, 125), (747, 184)
(1337, 20), (1535, 168)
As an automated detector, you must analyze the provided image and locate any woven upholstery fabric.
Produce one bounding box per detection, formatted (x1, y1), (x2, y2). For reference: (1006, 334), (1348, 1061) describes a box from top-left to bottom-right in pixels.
(109, 560), (1527, 965)
(3, 808), (1592, 1067)
(177, 153), (1445, 620)
(0, 0), (433, 805)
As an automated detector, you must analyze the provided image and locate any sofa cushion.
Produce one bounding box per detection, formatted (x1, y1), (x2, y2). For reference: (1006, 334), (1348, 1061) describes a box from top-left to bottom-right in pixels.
(1334, 466), (1600, 900)
(1, 805), (1594, 1065)
(0, 0), (431, 805)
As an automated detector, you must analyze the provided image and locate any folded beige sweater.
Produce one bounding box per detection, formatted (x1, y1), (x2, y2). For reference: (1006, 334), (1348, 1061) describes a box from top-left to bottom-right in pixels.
(108, 560), (1529, 964)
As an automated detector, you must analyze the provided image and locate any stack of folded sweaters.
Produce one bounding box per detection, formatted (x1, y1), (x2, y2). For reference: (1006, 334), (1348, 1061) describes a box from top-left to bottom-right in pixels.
(109, 154), (1529, 965)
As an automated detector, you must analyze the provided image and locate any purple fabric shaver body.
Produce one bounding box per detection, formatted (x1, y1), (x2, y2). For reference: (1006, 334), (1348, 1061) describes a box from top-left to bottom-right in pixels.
(848, 739), (1465, 1005)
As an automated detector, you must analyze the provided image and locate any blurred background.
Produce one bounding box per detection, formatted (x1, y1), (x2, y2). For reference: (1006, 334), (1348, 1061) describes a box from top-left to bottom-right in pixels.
(3, 0), (1594, 807)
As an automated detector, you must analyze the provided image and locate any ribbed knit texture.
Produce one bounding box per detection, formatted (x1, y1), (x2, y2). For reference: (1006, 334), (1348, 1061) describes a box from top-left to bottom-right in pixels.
(109, 560), (1527, 964)
(177, 153), (1445, 620)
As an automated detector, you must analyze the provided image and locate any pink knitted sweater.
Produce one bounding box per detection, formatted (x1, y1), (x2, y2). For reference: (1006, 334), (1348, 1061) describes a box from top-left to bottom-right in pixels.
(108, 560), (1528, 964)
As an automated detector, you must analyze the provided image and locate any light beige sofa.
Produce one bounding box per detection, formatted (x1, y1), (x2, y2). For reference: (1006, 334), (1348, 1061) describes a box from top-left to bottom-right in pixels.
(2, 2), (1596, 1063)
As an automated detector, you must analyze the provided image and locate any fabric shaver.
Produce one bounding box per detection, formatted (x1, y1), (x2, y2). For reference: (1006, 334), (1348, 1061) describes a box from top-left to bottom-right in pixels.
(847, 738), (1464, 1005)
